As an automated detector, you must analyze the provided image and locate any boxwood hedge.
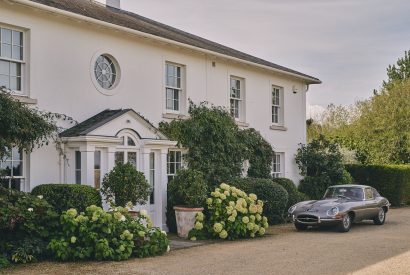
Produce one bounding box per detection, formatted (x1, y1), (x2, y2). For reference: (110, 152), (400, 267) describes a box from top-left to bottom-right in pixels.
(272, 177), (308, 209)
(345, 164), (410, 206)
(31, 184), (102, 213)
(231, 178), (288, 224)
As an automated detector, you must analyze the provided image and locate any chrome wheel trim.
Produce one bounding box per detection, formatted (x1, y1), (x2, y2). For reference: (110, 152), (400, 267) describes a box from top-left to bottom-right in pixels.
(378, 208), (385, 222)
(343, 215), (350, 228)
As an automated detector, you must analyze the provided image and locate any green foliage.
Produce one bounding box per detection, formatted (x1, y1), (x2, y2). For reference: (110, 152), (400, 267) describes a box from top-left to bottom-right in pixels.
(159, 102), (273, 188)
(166, 169), (208, 233)
(272, 177), (308, 209)
(232, 178), (288, 224)
(0, 187), (59, 264)
(0, 88), (72, 159)
(239, 128), (274, 178)
(48, 206), (169, 261)
(346, 164), (410, 206)
(189, 183), (269, 240)
(101, 163), (151, 207)
(383, 50), (410, 90)
(295, 136), (352, 199)
(31, 184), (102, 213)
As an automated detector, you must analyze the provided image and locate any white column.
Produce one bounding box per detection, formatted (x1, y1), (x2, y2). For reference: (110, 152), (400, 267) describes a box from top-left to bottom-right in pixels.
(107, 146), (116, 173)
(159, 148), (168, 231)
(80, 145), (95, 187)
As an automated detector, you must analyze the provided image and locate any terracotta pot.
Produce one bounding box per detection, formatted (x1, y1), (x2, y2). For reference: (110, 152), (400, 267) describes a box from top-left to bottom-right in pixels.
(128, 210), (139, 219)
(174, 206), (204, 238)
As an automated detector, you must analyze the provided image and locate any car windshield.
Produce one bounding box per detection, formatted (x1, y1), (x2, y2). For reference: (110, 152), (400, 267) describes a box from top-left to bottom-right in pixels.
(323, 187), (364, 200)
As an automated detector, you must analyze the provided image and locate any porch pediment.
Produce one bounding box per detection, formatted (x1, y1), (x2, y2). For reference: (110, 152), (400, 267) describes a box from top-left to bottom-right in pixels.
(60, 109), (168, 141)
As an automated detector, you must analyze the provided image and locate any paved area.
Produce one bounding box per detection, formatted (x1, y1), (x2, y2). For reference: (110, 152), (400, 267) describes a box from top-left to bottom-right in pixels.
(4, 208), (410, 275)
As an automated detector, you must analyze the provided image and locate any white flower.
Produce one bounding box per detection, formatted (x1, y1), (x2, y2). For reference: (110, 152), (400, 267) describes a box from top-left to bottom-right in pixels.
(161, 230), (167, 236)
(166, 245), (170, 252)
(140, 209), (148, 217)
(27, 208), (33, 212)
(120, 215), (126, 222)
(37, 195), (43, 199)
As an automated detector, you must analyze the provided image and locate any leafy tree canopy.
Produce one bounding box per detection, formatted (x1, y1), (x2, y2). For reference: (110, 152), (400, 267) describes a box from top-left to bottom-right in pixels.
(159, 102), (274, 187)
(383, 50), (410, 90)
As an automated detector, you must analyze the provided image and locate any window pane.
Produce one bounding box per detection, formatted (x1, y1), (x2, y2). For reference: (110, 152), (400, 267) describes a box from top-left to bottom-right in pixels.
(0, 60), (9, 74)
(10, 77), (20, 91)
(75, 151), (81, 169)
(1, 28), (12, 44)
(176, 151), (182, 162)
(94, 151), (101, 169)
(115, 151), (124, 165)
(149, 152), (155, 204)
(1, 44), (12, 59)
(0, 75), (9, 89)
(12, 46), (22, 60)
(10, 62), (21, 76)
(11, 147), (21, 160)
(12, 31), (22, 46)
(128, 152), (137, 167)
(12, 161), (22, 176)
(127, 136), (136, 146)
(0, 161), (12, 176)
(173, 90), (179, 111)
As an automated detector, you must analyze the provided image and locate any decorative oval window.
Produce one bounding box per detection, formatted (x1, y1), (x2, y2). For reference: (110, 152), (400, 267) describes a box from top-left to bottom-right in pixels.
(94, 54), (118, 89)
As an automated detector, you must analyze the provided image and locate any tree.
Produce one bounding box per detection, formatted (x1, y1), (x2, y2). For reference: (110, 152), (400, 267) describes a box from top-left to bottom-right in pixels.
(383, 50), (410, 90)
(159, 102), (273, 187)
(0, 87), (67, 158)
(296, 136), (352, 199)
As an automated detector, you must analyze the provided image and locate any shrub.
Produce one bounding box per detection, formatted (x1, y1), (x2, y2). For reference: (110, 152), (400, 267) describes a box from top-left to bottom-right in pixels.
(295, 136), (352, 199)
(346, 164), (410, 206)
(101, 163), (151, 207)
(31, 184), (102, 213)
(272, 178), (308, 209)
(0, 187), (58, 265)
(189, 183), (269, 240)
(166, 169), (208, 233)
(232, 178), (288, 224)
(48, 205), (169, 261)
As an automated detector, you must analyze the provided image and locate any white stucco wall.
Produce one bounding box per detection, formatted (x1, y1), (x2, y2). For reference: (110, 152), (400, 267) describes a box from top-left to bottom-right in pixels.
(0, 2), (310, 190)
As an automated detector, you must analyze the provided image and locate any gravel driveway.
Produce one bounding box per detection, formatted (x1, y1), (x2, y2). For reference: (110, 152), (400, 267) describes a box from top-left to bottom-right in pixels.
(4, 208), (410, 275)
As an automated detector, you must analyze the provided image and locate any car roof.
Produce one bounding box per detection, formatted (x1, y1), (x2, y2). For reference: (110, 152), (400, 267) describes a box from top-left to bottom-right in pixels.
(328, 184), (371, 189)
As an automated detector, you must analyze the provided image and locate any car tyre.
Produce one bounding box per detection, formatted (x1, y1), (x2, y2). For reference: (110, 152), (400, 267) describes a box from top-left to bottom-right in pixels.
(294, 222), (308, 231)
(338, 214), (352, 232)
(373, 208), (386, 225)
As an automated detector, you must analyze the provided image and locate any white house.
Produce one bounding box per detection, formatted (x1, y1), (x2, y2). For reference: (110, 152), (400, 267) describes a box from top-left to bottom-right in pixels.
(0, 0), (321, 229)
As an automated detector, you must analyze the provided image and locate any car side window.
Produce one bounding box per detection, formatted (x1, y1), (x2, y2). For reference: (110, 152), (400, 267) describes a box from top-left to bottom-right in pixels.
(372, 188), (380, 198)
(365, 188), (374, 200)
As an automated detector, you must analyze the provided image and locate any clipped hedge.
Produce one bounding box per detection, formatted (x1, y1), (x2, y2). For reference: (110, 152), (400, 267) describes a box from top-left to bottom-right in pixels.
(272, 177), (308, 209)
(232, 178), (288, 224)
(31, 184), (102, 213)
(346, 164), (410, 206)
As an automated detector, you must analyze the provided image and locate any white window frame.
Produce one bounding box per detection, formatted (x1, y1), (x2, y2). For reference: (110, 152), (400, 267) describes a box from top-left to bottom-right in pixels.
(167, 150), (182, 182)
(272, 153), (284, 178)
(165, 62), (184, 114)
(271, 85), (284, 125)
(0, 24), (26, 94)
(0, 147), (25, 190)
(230, 76), (245, 121)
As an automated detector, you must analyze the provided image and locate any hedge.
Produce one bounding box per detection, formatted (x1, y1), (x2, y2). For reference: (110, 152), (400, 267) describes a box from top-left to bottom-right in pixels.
(345, 164), (410, 206)
(231, 178), (288, 224)
(272, 177), (308, 209)
(31, 184), (102, 213)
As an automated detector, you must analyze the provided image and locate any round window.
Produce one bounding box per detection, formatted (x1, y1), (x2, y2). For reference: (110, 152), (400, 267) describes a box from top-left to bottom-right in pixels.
(94, 55), (118, 89)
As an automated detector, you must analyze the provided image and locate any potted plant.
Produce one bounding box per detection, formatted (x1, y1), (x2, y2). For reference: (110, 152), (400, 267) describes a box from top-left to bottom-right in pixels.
(168, 168), (207, 238)
(101, 162), (151, 218)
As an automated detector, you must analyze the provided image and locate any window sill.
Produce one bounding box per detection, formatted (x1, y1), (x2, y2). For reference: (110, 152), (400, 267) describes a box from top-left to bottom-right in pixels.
(162, 113), (188, 120)
(11, 94), (37, 104)
(270, 125), (287, 131)
(235, 121), (249, 128)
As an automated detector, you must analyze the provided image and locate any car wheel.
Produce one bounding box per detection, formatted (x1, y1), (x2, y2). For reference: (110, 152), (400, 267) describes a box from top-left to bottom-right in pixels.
(294, 222), (308, 231)
(373, 208), (386, 225)
(338, 214), (352, 232)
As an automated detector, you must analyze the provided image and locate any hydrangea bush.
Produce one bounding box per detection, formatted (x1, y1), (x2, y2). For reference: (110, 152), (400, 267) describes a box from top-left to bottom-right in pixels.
(48, 205), (169, 261)
(189, 183), (269, 240)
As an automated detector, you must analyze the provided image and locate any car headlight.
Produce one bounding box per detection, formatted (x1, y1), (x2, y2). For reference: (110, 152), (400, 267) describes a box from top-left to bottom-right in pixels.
(288, 205), (297, 214)
(327, 206), (339, 217)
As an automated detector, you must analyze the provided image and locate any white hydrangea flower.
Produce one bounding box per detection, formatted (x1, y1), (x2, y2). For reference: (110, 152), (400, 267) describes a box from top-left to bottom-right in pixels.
(37, 195), (43, 199)
(120, 215), (126, 222)
(27, 208), (33, 212)
(140, 209), (148, 217)
(166, 245), (171, 252)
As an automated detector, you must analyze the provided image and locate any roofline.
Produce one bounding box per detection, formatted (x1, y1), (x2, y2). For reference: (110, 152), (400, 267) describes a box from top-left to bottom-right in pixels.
(11, 0), (321, 84)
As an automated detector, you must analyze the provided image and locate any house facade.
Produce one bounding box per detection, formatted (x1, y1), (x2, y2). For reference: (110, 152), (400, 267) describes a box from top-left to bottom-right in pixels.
(0, 0), (321, 229)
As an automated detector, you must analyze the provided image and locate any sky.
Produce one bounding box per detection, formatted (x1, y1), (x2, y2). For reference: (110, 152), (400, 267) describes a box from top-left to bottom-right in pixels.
(122, 0), (410, 116)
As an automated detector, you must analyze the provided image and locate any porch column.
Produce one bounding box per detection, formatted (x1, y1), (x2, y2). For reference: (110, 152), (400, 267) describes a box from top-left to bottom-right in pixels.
(107, 146), (116, 172)
(159, 148), (168, 231)
(80, 145), (95, 187)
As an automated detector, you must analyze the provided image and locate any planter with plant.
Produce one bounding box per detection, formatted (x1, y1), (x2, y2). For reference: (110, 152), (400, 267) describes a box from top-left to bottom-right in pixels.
(101, 163), (151, 217)
(168, 169), (207, 238)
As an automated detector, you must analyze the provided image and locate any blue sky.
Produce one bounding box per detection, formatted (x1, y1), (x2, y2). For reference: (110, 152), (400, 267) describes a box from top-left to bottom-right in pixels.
(123, 0), (410, 114)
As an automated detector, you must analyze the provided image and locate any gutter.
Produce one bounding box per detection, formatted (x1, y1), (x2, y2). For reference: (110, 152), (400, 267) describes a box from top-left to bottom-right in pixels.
(10, 0), (321, 84)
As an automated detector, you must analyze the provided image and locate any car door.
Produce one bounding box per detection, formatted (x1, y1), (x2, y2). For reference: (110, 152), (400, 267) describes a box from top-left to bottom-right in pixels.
(364, 188), (378, 218)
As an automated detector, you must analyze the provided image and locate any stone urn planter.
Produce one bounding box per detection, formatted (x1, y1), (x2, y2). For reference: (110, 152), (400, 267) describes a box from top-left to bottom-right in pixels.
(174, 206), (204, 238)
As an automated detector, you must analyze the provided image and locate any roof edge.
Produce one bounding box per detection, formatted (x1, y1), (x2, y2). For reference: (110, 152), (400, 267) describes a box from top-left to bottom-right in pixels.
(13, 0), (321, 84)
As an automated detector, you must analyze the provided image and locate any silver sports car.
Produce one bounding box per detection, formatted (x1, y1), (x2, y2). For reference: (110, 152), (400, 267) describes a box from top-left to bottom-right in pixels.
(288, 184), (390, 232)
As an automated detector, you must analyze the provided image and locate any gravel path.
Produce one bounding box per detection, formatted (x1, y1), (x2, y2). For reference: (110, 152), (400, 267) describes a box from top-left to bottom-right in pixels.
(4, 208), (410, 275)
